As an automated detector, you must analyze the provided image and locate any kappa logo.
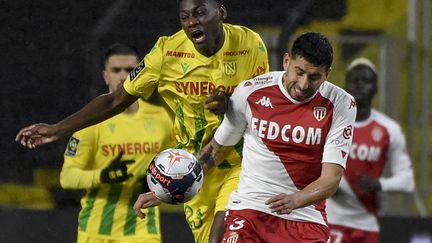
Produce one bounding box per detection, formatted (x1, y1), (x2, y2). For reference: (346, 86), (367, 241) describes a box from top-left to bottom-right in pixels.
(255, 96), (274, 108)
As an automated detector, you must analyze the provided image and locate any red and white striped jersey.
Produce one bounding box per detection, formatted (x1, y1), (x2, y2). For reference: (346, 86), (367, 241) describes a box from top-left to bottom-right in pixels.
(214, 71), (356, 226)
(326, 109), (414, 232)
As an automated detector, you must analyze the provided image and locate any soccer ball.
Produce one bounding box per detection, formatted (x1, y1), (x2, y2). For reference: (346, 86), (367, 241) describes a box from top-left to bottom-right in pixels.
(146, 148), (204, 204)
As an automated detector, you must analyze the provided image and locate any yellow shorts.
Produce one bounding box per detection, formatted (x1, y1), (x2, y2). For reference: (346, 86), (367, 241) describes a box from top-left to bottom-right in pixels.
(77, 230), (161, 243)
(184, 164), (241, 243)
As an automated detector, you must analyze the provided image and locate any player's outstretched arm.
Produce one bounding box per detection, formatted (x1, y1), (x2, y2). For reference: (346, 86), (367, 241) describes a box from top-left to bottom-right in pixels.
(196, 138), (233, 172)
(133, 192), (161, 219)
(266, 163), (344, 214)
(15, 87), (138, 149)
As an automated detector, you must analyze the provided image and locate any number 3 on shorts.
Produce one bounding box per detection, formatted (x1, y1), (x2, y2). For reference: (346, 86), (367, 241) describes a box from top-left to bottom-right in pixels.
(229, 218), (245, 231)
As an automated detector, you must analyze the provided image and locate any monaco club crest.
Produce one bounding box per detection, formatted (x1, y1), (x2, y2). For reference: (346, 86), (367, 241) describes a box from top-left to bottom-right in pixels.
(313, 106), (327, 121)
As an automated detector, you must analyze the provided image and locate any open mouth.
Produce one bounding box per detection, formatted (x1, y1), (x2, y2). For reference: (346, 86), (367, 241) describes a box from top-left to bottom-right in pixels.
(191, 30), (205, 43)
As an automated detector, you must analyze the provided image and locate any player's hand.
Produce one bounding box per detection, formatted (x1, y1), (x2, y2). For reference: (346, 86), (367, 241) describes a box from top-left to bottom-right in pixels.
(358, 175), (381, 193)
(133, 191), (161, 219)
(196, 144), (215, 172)
(265, 193), (296, 215)
(100, 152), (134, 184)
(205, 90), (229, 115)
(15, 123), (62, 149)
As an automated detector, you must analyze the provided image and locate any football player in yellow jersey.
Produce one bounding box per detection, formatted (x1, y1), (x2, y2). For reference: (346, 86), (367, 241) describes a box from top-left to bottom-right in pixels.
(16, 0), (269, 242)
(59, 43), (174, 243)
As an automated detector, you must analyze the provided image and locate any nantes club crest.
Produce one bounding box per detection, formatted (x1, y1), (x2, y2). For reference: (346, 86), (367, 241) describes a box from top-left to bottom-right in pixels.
(313, 106), (327, 121)
(223, 61), (237, 77)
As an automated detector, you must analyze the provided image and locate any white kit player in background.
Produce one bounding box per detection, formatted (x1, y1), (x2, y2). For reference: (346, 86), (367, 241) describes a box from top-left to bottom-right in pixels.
(197, 32), (357, 243)
(326, 58), (415, 243)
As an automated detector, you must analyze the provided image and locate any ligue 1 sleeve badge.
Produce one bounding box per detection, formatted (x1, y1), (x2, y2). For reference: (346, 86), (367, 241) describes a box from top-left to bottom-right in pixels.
(66, 137), (80, 156)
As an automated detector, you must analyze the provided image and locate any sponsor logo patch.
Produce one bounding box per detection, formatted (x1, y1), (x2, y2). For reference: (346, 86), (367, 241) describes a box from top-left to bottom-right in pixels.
(66, 137), (80, 156)
(244, 81), (253, 87)
(343, 125), (353, 139)
(129, 60), (145, 81)
(349, 98), (357, 109)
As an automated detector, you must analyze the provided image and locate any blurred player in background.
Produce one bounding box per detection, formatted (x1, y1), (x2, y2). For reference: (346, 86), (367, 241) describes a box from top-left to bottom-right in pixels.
(16, 0), (269, 242)
(60, 43), (174, 243)
(326, 57), (415, 243)
(195, 32), (356, 242)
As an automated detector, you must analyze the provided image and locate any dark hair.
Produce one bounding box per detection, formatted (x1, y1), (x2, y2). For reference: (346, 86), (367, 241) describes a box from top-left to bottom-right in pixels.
(177, 0), (224, 6)
(103, 43), (140, 67)
(290, 32), (333, 70)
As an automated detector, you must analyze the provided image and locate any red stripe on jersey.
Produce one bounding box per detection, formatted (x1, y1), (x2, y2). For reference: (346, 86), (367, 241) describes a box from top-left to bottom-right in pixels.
(345, 121), (389, 215)
(247, 85), (334, 190)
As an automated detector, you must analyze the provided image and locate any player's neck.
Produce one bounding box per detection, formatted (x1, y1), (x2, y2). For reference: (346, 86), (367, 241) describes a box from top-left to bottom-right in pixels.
(198, 27), (225, 57)
(356, 106), (371, 122)
(124, 101), (139, 115)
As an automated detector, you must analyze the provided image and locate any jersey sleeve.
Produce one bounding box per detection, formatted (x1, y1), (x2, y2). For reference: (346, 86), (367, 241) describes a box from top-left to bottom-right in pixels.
(322, 93), (357, 168)
(249, 33), (269, 78)
(60, 126), (102, 189)
(214, 81), (249, 146)
(379, 125), (415, 192)
(123, 37), (165, 99)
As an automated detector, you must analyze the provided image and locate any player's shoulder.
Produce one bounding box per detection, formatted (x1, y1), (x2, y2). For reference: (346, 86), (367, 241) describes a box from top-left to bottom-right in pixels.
(371, 109), (402, 132)
(235, 71), (281, 93)
(224, 23), (263, 42)
(319, 81), (355, 105)
(154, 30), (189, 49)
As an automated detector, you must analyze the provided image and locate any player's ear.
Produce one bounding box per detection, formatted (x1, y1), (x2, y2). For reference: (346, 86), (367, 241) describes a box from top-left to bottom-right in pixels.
(282, 53), (291, 71)
(102, 70), (109, 85)
(218, 4), (227, 20)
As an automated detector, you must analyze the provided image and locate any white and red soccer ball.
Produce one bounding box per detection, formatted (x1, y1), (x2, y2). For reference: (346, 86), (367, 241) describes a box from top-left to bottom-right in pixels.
(147, 148), (204, 204)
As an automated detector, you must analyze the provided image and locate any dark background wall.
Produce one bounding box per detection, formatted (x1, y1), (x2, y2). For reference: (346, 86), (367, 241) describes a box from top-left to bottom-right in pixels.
(1, 0), (345, 185)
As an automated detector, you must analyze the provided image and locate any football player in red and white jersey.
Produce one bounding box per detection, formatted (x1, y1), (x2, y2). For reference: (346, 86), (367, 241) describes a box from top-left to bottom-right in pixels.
(197, 32), (357, 243)
(326, 58), (415, 243)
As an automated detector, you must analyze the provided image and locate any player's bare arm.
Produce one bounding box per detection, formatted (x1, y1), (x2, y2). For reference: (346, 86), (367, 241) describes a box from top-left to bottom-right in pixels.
(15, 87), (138, 149)
(133, 191), (161, 219)
(266, 163), (344, 214)
(196, 138), (233, 172)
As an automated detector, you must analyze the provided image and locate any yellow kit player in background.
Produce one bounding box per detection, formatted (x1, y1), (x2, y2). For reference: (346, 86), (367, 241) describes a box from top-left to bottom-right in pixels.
(60, 43), (174, 243)
(15, 0), (268, 242)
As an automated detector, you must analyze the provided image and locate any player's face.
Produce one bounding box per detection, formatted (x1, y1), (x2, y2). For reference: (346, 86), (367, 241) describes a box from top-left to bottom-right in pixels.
(282, 53), (330, 102)
(178, 0), (226, 56)
(345, 66), (377, 105)
(103, 55), (139, 92)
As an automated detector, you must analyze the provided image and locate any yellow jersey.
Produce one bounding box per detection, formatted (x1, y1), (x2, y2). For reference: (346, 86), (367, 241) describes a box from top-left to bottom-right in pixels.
(60, 99), (174, 240)
(124, 23), (269, 168)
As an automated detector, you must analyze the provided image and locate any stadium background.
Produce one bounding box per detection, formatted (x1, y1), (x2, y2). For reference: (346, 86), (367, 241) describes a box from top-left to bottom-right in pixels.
(1, 0), (431, 242)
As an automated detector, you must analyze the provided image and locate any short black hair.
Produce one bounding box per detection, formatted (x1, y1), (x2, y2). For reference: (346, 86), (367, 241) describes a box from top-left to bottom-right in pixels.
(177, 0), (224, 6)
(103, 43), (140, 67)
(291, 32), (333, 70)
